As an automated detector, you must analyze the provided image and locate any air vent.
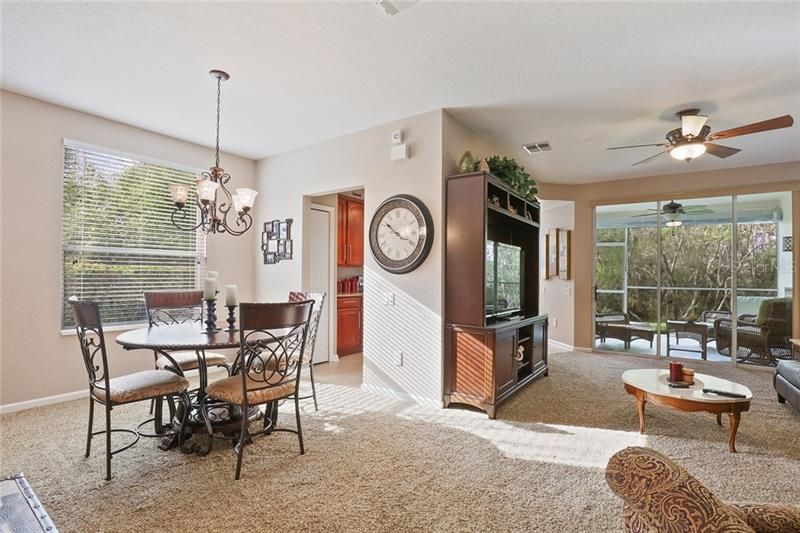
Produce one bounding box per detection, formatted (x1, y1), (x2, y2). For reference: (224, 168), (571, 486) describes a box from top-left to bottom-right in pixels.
(522, 141), (552, 154)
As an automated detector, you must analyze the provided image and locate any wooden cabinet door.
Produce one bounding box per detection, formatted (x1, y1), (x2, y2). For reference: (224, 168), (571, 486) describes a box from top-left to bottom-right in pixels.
(346, 199), (364, 266)
(337, 197), (347, 266)
(337, 297), (362, 355)
(494, 330), (516, 396)
(532, 321), (547, 373)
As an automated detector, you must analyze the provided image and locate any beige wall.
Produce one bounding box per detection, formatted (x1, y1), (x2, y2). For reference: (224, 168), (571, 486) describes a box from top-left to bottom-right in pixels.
(540, 201), (575, 347)
(0, 91), (257, 406)
(255, 110), (446, 405)
(539, 162), (800, 349)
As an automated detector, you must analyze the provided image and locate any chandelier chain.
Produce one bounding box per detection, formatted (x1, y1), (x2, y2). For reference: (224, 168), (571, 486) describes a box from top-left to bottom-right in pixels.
(215, 75), (222, 168)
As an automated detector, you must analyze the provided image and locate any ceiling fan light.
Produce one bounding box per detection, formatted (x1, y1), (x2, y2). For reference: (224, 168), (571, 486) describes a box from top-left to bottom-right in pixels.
(681, 114), (708, 138)
(670, 142), (706, 161)
(665, 220), (682, 228)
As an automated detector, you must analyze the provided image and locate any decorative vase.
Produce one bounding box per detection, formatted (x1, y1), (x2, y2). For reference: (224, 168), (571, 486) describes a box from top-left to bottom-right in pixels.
(478, 158), (490, 172)
(458, 151), (476, 173)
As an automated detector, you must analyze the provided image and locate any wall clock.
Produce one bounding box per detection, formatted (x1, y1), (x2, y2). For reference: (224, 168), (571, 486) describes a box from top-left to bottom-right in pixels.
(369, 194), (434, 274)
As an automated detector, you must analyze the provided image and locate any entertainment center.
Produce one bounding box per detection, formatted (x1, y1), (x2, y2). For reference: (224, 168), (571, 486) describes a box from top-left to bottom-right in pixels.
(444, 171), (549, 418)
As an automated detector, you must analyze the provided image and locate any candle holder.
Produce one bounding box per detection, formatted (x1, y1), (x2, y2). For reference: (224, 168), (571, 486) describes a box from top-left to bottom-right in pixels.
(226, 305), (237, 332)
(204, 298), (220, 334)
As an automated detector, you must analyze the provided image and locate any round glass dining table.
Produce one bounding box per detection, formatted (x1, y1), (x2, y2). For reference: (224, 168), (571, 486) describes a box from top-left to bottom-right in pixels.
(116, 324), (260, 453)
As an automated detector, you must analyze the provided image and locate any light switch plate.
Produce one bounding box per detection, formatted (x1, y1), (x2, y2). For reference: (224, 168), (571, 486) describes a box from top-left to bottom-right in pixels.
(385, 293), (395, 306)
(390, 143), (409, 160)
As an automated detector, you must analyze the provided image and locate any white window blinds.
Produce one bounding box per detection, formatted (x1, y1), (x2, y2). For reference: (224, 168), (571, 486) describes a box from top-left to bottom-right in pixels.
(62, 142), (206, 329)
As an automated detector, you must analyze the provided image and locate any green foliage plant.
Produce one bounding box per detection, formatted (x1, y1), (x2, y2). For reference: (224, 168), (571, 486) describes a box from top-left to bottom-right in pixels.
(485, 156), (538, 201)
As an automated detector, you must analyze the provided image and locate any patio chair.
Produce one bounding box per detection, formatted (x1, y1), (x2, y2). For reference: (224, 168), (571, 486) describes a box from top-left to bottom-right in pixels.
(714, 297), (793, 365)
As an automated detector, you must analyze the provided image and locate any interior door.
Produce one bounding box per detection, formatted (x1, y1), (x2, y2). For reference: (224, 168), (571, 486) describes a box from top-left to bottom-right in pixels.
(309, 207), (331, 364)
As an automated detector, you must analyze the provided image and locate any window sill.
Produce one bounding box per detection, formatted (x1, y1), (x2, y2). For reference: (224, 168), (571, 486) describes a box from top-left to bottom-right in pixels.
(60, 322), (147, 337)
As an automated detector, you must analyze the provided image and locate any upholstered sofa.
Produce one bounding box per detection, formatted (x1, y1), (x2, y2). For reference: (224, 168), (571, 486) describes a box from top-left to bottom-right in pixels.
(775, 360), (800, 412)
(606, 447), (800, 532)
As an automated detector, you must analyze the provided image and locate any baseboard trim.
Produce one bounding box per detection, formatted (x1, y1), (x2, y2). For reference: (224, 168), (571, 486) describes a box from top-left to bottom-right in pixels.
(360, 383), (442, 409)
(548, 339), (575, 352)
(0, 367), (228, 416)
(0, 389), (87, 415)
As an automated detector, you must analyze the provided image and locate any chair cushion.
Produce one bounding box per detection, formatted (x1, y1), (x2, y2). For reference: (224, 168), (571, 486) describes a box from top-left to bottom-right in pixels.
(206, 374), (296, 406)
(776, 361), (800, 388)
(92, 370), (189, 404)
(156, 351), (228, 371)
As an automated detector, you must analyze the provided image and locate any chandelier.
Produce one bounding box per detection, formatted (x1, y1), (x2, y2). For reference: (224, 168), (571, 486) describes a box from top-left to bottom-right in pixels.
(169, 69), (257, 236)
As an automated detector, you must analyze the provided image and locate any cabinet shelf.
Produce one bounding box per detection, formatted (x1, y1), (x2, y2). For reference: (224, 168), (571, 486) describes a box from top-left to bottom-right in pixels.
(487, 204), (540, 228)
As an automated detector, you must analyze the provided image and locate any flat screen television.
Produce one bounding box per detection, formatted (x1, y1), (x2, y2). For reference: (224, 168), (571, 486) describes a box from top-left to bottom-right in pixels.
(485, 241), (524, 319)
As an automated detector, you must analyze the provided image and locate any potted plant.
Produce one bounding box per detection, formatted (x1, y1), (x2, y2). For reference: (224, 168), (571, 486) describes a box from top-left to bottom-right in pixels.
(485, 156), (538, 202)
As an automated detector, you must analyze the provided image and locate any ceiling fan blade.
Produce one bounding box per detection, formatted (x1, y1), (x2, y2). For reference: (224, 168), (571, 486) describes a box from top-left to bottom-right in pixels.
(708, 115), (794, 141)
(704, 143), (741, 159)
(631, 212), (659, 217)
(682, 114), (708, 137)
(606, 143), (667, 150)
(682, 207), (715, 215)
(632, 151), (667, 166)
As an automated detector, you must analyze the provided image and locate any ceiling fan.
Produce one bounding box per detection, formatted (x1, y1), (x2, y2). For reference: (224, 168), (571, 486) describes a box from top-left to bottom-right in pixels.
(633, 200), (714, 227)
(607, 109), (794, 166)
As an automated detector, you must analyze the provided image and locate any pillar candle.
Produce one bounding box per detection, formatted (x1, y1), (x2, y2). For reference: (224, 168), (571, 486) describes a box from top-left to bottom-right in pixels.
(204, 278), (217, 299)
(225, 285), (238, 306)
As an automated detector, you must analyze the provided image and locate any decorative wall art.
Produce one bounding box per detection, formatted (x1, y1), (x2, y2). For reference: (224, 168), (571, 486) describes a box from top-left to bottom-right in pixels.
(783, 236), (792, 252)
(261, 218), (294, 264)
(558, 229), (571, 280)
(546, 229), (558, 279)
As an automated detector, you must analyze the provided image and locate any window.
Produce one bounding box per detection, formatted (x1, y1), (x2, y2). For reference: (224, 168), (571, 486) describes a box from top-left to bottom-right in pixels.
(62, 142), (205, 329)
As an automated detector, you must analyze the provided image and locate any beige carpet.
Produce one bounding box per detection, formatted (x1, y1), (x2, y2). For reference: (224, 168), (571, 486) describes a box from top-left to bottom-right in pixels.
(2, 352), (799, 532)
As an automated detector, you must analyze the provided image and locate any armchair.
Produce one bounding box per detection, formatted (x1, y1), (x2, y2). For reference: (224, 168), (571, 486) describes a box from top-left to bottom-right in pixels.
(606, 447), (800, 533)
(714, 297), (793, 365)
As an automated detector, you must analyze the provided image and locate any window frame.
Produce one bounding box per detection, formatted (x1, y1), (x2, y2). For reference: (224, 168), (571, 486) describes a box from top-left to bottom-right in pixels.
(60, 139), (207, 334)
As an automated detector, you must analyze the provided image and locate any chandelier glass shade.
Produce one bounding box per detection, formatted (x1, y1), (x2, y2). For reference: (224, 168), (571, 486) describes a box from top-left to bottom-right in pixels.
(170, 69), (257, 236)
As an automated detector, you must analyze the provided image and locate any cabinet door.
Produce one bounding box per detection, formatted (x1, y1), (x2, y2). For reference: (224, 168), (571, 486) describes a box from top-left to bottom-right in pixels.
(532, 321), (547, 373)
(337, 197), (347, 266)
(337, 304), (362, 355)
(346, 199), (364, 266)
(494, 330), (516, 396)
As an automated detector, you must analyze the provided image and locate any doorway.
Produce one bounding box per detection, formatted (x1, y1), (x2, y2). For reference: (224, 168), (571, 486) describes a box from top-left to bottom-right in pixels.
(304, 190), (365, 389)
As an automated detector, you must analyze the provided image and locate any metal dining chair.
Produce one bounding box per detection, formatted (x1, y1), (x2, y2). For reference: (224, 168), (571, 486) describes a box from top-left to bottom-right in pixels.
(143, 290), (231, 375)
(70, 300), (191, 480)
(288, 291), (326, 411)
(201, 300), (315, 480)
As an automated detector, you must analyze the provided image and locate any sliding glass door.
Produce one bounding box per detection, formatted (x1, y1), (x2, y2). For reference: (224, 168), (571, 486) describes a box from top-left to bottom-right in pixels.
(595, 202), (658, 356)
(593, 191), (795, 367)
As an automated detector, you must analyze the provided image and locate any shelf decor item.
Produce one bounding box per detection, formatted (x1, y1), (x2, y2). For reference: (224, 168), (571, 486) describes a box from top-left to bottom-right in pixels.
(485, 155), (538, 201)
(261, 219), (294, 264)
(458, 151), (477, 173)
(168, 69), (258, 236)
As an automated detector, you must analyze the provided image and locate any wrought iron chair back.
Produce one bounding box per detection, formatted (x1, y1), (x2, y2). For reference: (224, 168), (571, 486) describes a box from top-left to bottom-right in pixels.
(236, 301), (315, 405)
(70, 300), (112, 400)
(288, 291), (326, 364)
(143, 290), (204, 326)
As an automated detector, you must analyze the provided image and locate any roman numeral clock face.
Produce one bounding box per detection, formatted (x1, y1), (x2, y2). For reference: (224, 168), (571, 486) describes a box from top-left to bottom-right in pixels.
(368, 195), (434, 274)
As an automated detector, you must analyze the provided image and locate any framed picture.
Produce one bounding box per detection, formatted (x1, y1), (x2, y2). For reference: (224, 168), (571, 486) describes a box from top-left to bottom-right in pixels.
(558, 229), (571, 280)
(547, 229), (559, 279)
(278, 221), (290, 240)
(783, 236), (792, 252)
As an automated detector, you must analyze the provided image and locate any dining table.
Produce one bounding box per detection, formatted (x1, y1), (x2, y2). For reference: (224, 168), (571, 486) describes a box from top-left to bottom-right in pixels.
(116, 323), (262, 453)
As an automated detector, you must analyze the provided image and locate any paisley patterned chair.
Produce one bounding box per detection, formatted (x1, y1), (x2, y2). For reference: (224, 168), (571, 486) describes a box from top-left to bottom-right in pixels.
(606, 447), (800, 533)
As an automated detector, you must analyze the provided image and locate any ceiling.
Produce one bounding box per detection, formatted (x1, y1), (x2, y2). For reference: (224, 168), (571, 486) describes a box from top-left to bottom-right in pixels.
(3, 2), (799, 184)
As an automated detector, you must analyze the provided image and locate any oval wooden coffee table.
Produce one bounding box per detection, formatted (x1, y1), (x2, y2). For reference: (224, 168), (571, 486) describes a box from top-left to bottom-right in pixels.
(622, 369), (752, 452)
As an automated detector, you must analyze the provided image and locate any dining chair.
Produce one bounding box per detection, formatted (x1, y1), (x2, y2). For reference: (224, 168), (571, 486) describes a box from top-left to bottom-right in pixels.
(288, 291), (326, 411)
(202, 300), (315, 480)
(143, 290), (231, 375)
(70, 300), (191, 480)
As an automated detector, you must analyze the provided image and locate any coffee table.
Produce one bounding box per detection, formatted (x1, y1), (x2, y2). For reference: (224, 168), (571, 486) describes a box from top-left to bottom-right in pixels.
(622, 369), (752, 452)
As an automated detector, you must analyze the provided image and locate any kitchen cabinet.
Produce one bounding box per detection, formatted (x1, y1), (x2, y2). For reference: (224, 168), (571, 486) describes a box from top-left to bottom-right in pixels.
(338, 196), (364, 266)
